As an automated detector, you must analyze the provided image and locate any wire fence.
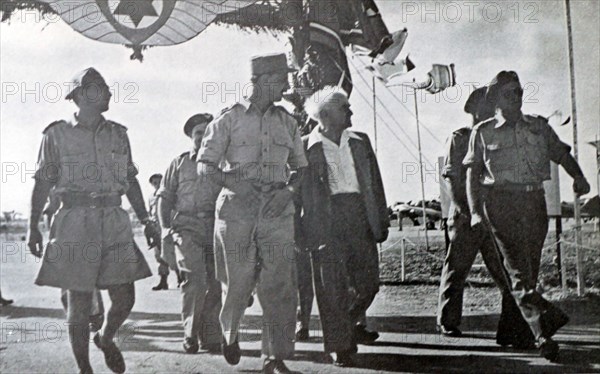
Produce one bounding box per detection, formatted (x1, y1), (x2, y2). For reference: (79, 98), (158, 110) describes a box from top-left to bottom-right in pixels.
(378, 223), (600, 290)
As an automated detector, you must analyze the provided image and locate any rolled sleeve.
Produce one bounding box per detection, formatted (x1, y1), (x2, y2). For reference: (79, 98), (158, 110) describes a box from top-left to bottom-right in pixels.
(442, 135), (458, 179)
(157, 158), (179, 203)
(34, 133), (59, 184)
(463, 128), (484, 168)
(546, 126), (572, 164)
(124, 136), (139, 181)
(197, 114), (230, 165)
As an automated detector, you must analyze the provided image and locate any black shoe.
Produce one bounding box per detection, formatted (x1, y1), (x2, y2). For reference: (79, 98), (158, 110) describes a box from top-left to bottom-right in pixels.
(334, 350), (356, 367)
(222, 337), (241, 365)
(354, 325), (379, 344)
(201, 342), (221, 354)
(437, 325), (462, 337)
(538, 337), (559, 362)
(512, 339), (537, 350)
(263, 359), (291, 374)
(0, 297), (13, 306)
(295, 327), (309, 341)
(541, 304), (569, 338)
(183, 337), (199, 354)
(93, 333), (125, 374)
(151, 277), (168, 291)
(89, 313), (104, 333)
(497, 334), (536, 349)
(79, 366), (94, 374)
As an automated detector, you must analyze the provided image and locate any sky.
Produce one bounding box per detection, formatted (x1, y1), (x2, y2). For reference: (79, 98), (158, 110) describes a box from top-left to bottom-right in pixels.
(1, 0), (599, 214)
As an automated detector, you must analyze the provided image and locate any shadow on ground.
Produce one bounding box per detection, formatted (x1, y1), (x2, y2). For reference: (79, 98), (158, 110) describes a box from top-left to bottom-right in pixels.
(1, 295), (599, 373)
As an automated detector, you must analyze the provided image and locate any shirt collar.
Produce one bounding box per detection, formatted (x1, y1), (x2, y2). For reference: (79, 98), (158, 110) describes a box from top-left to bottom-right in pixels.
(189, 148), (198, 161)
(69, 113), (106, 129)
(307, 125), (360, 149)
(493, 113), (526, 128)
(246, 102), (276, 115)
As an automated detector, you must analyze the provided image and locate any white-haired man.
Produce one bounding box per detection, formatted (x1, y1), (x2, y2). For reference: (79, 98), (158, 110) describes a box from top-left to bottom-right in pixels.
(298, 87), (389, 366)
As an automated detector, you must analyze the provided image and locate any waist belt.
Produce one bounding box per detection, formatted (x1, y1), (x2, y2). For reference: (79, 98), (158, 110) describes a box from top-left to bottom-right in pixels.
(62, 192), (122, 208)
(176, 211), (213, 219)
(252, 182), (287, 193)
(493, 183), (544, 192)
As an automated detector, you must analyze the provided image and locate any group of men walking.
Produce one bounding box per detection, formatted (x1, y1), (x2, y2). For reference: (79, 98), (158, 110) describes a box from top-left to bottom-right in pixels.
(24, 54), (591, 373)
(26, 53), (388, 374)
(437, 71), (590, 362)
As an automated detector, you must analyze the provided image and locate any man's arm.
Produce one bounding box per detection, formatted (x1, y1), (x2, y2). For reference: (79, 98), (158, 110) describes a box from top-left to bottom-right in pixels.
(126, 179), (150, 222)
(157, 197), (174, 229)
(126, 178), (161, 248)
(443, 132), (470, 215)
(466, 165), (485, 228)
(559, 153), (590, 196)
(27, 179), (53, 257)
(447, 175), (469, 215)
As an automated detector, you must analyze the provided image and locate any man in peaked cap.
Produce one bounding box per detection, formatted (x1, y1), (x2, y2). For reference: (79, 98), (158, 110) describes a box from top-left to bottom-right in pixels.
(197, 53), (307, 374)
(157, 113), (223, 354)
(27, 67), (159, 374)
(437, 86), (534, 347)
(464, 71), (590, 361)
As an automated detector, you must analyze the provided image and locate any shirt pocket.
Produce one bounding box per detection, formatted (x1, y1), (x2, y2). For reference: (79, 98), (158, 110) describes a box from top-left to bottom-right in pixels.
(108, 150), (129, 184)
(524, 132), (548, 174)
(229, 131), (259, 166)
(59, 151), (91, 186)
(269, 130), (293, 164)
(176, 175), (197, 212)
(486, 139), (516, 174)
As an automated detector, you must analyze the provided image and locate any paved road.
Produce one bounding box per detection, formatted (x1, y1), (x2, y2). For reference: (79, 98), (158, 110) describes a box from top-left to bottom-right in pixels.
(1, 234), (599, 373)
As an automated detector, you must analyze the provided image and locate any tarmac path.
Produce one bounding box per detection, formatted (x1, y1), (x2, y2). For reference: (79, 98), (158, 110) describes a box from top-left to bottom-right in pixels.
(1, 232), (599, 373)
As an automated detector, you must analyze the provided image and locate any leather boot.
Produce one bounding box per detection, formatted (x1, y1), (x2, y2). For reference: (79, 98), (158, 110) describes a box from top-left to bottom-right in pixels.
(152, 275), (168, 291)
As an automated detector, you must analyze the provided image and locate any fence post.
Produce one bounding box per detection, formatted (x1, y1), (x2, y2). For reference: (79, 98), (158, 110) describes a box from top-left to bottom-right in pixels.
(401, 238), (406, 282)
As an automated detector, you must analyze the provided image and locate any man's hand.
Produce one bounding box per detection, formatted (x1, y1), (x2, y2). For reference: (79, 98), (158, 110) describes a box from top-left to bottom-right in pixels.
(263, 188), (293, 219)
(573, 176), (590, 196)
(144, 220), (161, 249)
(27, 226), (44, 258)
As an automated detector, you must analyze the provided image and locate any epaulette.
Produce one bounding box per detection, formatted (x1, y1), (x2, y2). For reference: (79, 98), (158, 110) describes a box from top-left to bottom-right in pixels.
(452, 126), (471, 136)
(106, 120), (128, 131)
(178, 151), (191, 159)
(42, 120), (68, 134)
(220, 103), (244, 115)
(273, 104), (294, 117)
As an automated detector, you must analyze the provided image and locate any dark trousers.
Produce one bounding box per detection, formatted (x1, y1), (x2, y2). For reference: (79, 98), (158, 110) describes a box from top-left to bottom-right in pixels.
(485, 189), (566, 340)
(438, 209), (511, 327)
(438, 208), (533, 342)
(311, 193), (379, 353)
(296, 248), (314, 330)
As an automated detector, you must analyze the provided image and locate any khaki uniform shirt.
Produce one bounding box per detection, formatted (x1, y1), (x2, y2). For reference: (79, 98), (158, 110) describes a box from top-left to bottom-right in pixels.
(463, 115), (571, 186)
(35, 114), (138, 194)
(158, 150), (221, 215)
(197, 103), (308, 184)
(33, 115), (151, 291)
